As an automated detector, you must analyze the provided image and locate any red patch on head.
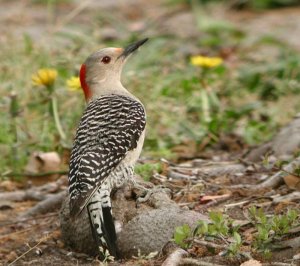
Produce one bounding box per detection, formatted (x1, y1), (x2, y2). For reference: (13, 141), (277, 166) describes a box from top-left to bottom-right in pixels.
(79, 64), (91, 101)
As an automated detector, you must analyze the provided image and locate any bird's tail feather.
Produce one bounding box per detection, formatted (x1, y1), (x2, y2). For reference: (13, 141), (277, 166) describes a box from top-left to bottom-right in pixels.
(87, 188), (118, 259)
(102, 206), (117, 256)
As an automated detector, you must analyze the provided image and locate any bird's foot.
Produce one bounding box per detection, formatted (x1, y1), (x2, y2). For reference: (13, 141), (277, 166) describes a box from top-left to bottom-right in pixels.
(131, 180), (153, 200)
(132, 182), (172, 207)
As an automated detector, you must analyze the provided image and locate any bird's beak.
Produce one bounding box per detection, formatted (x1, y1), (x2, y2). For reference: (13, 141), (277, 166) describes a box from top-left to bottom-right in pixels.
(118, 38), (148, 59)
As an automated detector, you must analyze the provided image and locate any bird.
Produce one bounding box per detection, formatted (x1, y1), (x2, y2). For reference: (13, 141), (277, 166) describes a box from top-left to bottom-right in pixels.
(67, 38), (148, 259)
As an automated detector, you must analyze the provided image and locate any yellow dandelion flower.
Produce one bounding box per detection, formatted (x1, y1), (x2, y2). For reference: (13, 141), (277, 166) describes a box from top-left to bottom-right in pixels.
(190, 55), (223, 68)
(66, 76), (81, 91)
(32, 68), (58, 87)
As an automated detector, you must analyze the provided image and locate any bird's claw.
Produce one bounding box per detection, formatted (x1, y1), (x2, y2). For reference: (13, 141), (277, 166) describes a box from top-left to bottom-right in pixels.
(135, 185), (172, 207)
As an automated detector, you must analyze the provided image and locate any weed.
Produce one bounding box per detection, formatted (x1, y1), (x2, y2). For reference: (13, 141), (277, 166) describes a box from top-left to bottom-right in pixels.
(227, 232), (243, 256)
(134, 163), (162, 181)
(248, 207), (299, 255)
(174, 212), (242, 255)
(174, 224), (192, 249)
(174, 208), (300, 257)
(98, 246), (115, 264)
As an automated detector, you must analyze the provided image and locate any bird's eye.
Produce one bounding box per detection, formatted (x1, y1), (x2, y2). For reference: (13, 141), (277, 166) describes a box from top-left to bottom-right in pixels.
(101, 56), (111, 64)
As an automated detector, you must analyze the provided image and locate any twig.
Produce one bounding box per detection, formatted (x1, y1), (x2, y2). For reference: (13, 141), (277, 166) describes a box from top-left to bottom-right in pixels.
(224, 200), (250, 210)
(193, 239), (226, 250)
(20, 190), (66, 218)
(0, 176), (67, 202)
(0, 190), (49, 202)
(253, 156), (300, 190)
(278, 235), (300, 249)
(201, 194), (231, 208)
(179, 258), (225, 266)
(162, 248), (188, 266)
(168, 170), (196, 180)
(228, 156), (300, 191)
(262, 263), (293, 266)
(272, 192), (300, 203)
(8, 235), (49, 266)
(169, 163), (245, 179)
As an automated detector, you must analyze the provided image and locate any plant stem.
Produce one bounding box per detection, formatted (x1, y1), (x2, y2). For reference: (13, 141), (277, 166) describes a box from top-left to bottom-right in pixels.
(50, 95), (66, 141)
(9, 92), (19, 173)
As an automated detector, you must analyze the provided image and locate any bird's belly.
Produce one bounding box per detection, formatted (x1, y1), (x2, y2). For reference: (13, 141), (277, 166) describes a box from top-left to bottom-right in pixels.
(105, 163), (133, 189)
(106, 130), (145, 189)
(123, 129), (145, 166)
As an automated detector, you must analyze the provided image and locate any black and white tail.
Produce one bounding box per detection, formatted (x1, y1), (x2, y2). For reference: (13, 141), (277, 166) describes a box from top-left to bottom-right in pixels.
(87, 186), (118, 258)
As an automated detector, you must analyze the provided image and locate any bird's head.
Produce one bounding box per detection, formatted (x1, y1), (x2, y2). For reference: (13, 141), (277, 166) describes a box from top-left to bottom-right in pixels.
(80, 38), (148, 102)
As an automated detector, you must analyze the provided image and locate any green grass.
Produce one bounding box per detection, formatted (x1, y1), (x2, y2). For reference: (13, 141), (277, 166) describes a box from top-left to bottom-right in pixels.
(1, 1), (300, 178)
(135, 162), (162, 181)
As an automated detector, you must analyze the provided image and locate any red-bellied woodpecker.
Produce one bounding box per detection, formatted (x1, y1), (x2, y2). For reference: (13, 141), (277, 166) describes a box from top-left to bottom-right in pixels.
(68, 38), (148, 259)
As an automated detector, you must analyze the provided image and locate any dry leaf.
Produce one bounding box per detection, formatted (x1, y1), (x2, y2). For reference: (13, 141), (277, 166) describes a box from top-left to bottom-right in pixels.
(0, 180), (19, 191)
(6, 251), (18, 263)
(25, 151), (61, 185)
(283, 174), (300, 191)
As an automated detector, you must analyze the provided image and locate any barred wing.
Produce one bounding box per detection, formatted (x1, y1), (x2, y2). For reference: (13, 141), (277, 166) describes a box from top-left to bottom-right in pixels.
(68, 94), (146, 217)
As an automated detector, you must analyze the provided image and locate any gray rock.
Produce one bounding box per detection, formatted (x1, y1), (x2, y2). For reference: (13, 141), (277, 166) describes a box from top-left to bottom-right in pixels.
(60, 188), (209, 258)
(118, 206), (208, 258)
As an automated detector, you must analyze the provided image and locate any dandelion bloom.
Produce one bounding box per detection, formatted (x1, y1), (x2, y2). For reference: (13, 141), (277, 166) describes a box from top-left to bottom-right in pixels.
(66, 76), (81, 91)
(190, 55), (223, 68)
(32, 68), (58, 87)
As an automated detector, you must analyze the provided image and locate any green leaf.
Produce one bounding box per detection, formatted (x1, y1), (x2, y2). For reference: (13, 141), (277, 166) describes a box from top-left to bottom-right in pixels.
(174, 224), (191, 249)
(233, 232), (242, 244)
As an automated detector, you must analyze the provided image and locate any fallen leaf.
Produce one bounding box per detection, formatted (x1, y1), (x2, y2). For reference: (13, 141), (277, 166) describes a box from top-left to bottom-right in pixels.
(25, 151), (61, 185)
(293, 253), (300, 260)
(0, 180), (19, 191)
(283, 175), (300, 190)
(6, 250), (18, 263)
(274, 201), (297, 214)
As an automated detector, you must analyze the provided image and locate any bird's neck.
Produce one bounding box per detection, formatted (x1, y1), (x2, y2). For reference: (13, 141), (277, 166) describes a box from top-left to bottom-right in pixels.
(88, 79), (132, 102)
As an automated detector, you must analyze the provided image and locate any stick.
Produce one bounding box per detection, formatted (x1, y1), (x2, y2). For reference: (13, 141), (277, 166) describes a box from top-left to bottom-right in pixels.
(162, 248), (188, 266)
(20, 191), (66, 218)
(229, 156), (300, 191)
(179, 258), (225, 266)
(262, 263), (293, 266)
(256, 156), (300, 190)
(8, 235), (49, 266)
(0, 176), (67, 202)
